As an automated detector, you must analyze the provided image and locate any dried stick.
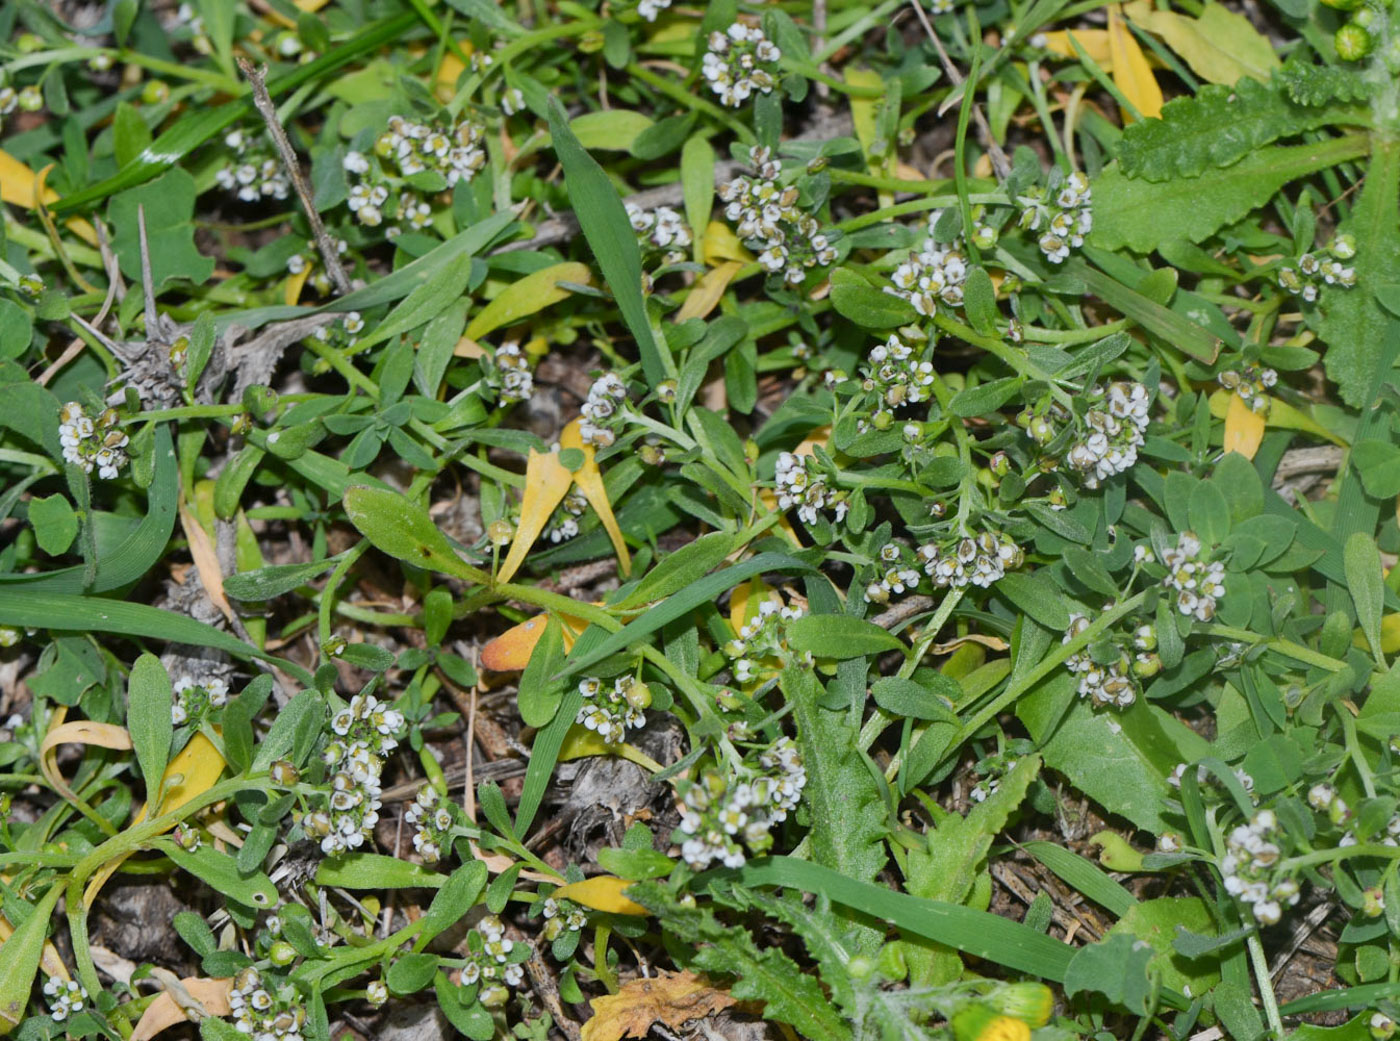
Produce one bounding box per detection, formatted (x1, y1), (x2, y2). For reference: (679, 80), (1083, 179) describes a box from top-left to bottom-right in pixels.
(237, 58), (353, 295)
(907, 0), (1012, 181)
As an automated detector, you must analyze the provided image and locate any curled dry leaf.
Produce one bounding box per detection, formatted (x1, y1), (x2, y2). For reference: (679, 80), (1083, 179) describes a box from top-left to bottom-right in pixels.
(130, 977), (234, 1041)
(580, 970), (737, 1041)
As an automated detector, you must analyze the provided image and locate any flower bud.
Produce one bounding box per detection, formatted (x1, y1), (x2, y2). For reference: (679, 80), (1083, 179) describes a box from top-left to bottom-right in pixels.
(847, 955), (877, 980)
(1335, 23), (1373, 60)
(987, 982), (1054, 1028)
(806, 156), (828, 174)
(269, 941), (297, 967)
(479, 984), (510, 1008)
(487, 518), (514, 546)
(141, 80), (171, 105)
(621, 677), (652, 710)
(269, 760), (300, 786)
(1371, 1013), (1396, 1040)
(1363, 886), (1386, 918)
(367, 980), (389, 1006)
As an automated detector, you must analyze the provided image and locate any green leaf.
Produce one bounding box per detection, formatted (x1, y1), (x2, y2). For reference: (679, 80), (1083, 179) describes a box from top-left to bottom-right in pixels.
(567, 110), (654, 151)
(870, 675), (960, 721)
(782, 667), (888, 888)
(1021, 840), (1137, 916)
(1188, 480), (1231, 543)
(681, 134), (715, 263)
(416, 860), (489, 947)
(829, 267), (917, 328)
(627, 881), (851, 1041)
(252, 688), (325, 771)
(784, 614), (905, 659)
(547, 98), (667, 386)
(157, 839), (278, 908)
(357, 253), (475, 352)
(997, 571), (1071, 630)
(518, 614), (566, 728)
(949, 377), (1022, 418)
(0, 588), (313, 687)
(343, 485), (486, 584)
(0, 885), (62, 1034)
(1108, 898), (1221, 999)
(515, 687), (583, 838)
(1063, 931), (1156, 1014)
(1092, 134), (1369, 254)
(1279, 58), (1376, 106)
(1316, 138), (1400, 408)
(614, 531), (740, 609)
(386, 953), (438, 995)
(1352, 439), (1400, 498)
(1345, 531), (1384, 662)
(224, 554), (347, 600)
(1117, 77), (1360, 181)
(559, 552), (810, 678)
(28, 494), (78, 556)
(108, 168), (215, 289)
(127, 653), (173, 803)
(315, 853), (448, 889)
(596, 846), (676, 880)
(113, 101), (153, 170)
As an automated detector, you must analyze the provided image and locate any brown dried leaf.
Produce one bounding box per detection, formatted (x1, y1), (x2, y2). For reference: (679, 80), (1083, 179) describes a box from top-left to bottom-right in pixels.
(130, 977), (233, 1041)
(581, 971), (737, 1041)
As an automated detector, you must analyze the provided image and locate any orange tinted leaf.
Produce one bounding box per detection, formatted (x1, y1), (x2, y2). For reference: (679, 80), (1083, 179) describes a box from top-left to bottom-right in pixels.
(551, 876), (649, 916)
(581, 971), (736, 1041)
(1222, 392), (1266, 460)
(481, 609), (590, 672)
(0, 152), (98, 246)
(560, 419), (632, 577)
(130, 978), (233, 1041)
(496, 447), (574, 584)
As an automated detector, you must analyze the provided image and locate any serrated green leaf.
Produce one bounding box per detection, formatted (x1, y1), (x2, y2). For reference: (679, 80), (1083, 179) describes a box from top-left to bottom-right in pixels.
(1279, 59), (1376, 106)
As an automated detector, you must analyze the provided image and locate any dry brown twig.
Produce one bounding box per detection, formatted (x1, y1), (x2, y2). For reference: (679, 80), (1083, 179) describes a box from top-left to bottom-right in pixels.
(236, 58), (353, 296)
(907, 0), (1012, 181)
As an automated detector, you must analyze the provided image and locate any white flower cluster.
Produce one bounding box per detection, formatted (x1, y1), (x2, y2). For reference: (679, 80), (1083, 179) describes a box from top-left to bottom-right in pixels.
(579, 372), (629, 448)
(541, 897), (588, 941)
(546, 488), (588, 543)
(864, 543), (922, 604)
(774, 451), (846, 527)
(1063, 381), (1150, 489)
(311, 311), (365, 349)
(1161, 531), (1226, 623)
(1062, 614), (1151, 710)
(886, 215), (971, 315)
(60, 401), (129, 480)
(303, 693), (405, 855)
(1278, 235), (1357, 302)
(859, 333), (935, 413)
(718, 148), (837, 285)
(374, 114), (486, 184)
(171, 675), (231, 726)
(229, 967), (307, 1041)
(404, 784), (455, 864)
(637, 0), (673, 19)
(724, 597), (807, 683)
(462, 915), (525, 1007)
(702, 22), (781, 107)
(1167, 761), (1254, 793)
(1220, 809), (1299, 926)
(44, 979), (87, 1023)
(215, 129), (291, 203)
(574, 675), (648, 746)
(1217, 363), (1278, 415)
(678, 739), (806, 869)
(1017, 171), (1092, 263)
(918, 530), (1023, 590)
(626, 203), (691, 263)
(486, 341), (535, 405)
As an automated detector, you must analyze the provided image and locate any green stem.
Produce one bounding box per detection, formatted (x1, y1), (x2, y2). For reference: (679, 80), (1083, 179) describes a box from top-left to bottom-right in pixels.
(625, 63), (755, 144)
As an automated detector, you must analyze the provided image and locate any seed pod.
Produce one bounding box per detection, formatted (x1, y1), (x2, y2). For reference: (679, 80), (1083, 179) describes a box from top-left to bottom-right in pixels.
(987, 982), (1055, 1028)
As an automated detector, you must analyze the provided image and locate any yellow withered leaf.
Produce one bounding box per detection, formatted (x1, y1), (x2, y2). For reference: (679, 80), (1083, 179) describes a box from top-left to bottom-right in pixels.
(1207, 389), (1345, 445)
(1107, 5), (1162, 121)
(1354, 613), (1400, 655)
(0, 152), (98, 246)
(466, 262), (592, 340)
(560, 419), (632, 578)
(496, 447), (574, 585)
(283, 264), (312, 306)
(1222, 392), (1267, 460)
(1039, 29), (1114, 67)
(481, 608), (590, 672)
(0, 915), (69, 983)
(558, 725), (663, 773)
(551, 876), (649, 916)
(130, 977), (233, 1041)
(676, 261), (743, 323)
(179, 502), (234, 623)
(1124, 0), (1279, 86)
(84, 732), (227, 906)
(702, 221), (752, 265)
(40, 710), (134, 806)
(581, 971), (737, 1041)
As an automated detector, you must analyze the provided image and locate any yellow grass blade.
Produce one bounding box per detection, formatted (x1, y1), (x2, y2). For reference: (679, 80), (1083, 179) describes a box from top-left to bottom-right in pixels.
(496, 445), (574, 584)
(560, 419), (632, 577)
(1107, 5), (1163, 121)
